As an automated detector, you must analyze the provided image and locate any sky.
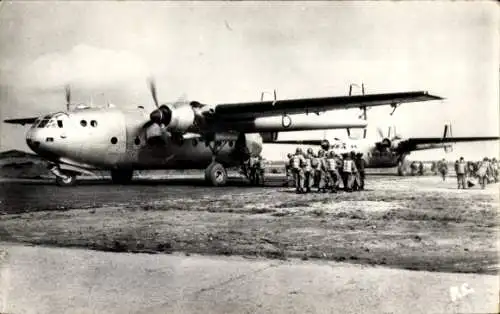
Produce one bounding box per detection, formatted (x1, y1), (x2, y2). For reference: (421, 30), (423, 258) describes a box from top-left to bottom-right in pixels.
(0, 1), (498, 161)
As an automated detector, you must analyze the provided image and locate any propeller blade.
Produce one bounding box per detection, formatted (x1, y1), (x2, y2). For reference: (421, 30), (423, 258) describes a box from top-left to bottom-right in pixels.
(388, 126), (392, 139)
(148, 78), (159, 108)
(65, 84), (71, 109)
(377, 127), (384, 139)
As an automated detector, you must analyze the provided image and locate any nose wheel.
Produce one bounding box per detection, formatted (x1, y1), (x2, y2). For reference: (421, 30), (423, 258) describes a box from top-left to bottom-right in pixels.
(55, 172), (77, 186)
(49, 165), (77, 186)
(205, 162), (227, 186)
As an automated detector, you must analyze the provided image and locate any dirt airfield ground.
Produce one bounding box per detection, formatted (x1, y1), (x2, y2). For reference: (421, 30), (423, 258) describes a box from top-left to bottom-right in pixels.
(0, 170), (498, 275)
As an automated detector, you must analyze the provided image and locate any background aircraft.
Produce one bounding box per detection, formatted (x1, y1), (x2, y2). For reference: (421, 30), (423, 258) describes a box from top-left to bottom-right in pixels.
(270, 124), (499, 175)
(4, 81), (441, 186)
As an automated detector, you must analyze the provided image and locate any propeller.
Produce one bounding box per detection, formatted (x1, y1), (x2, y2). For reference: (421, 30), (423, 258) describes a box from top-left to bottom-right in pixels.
(376, 125), (401, 148)
(147, 79), (173, 126)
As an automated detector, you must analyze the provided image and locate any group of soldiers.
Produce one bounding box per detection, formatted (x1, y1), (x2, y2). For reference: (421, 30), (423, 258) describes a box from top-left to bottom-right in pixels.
(245, 155), (265, 185)
(409, 161), (425, 176)
(450, 157), (498, 189)
(284, 148), (366, 193)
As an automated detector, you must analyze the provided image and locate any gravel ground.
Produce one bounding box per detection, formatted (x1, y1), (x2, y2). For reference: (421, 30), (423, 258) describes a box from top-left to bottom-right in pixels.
(0, 172), (497, 274)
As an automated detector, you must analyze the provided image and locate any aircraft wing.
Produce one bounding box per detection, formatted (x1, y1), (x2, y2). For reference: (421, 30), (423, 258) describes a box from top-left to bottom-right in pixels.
(209, 91), (442, 120)
(4, 117), (38, 125)
(263, 139), (325, 145)
(398, 136), (499, 152)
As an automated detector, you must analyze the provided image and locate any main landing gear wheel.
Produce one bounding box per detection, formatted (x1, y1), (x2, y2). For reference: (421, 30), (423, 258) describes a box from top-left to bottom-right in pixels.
(205, 162), (227, 187)
(55, 172), (77, 186)
(111, 169), (134, 184)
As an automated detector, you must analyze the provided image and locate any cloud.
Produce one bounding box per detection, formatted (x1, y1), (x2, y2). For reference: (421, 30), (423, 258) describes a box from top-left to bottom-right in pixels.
(19, 44), (149, 89)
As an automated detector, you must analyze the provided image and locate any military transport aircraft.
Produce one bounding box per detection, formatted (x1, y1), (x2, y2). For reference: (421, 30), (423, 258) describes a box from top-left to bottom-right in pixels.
(4, 81), (442, 186)
(271, 125), (499, 175)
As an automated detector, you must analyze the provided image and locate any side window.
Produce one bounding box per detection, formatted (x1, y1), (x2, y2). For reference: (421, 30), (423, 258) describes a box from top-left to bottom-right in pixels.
(57, 120), (63, 128)
(90, 120), (98, 127)
(80, 120), (87, 127)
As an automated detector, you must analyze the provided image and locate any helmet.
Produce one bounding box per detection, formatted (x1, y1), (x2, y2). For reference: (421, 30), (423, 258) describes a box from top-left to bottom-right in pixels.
(287, 153), (292, 158)
(307, 148), (313, 154)
(296, 147), (303, 154)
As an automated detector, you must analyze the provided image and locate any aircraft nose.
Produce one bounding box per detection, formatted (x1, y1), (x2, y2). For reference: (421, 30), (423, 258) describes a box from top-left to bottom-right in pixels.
(26, 129), (42, 153)
(26, 138), (40, 151)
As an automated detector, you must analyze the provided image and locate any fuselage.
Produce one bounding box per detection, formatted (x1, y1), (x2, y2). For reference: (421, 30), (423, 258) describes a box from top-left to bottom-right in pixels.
(328, 138), (407, 168)
(25, 107), (262, 171)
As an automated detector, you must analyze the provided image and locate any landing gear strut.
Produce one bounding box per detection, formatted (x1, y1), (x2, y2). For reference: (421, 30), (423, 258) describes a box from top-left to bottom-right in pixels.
(397, 159), (407, 176)
(111, 169), (134, 184)
(49, 164), (77, 186)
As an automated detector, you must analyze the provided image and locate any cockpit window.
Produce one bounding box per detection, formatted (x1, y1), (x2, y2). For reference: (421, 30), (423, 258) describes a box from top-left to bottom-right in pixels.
(46, 120), (58, 128)
(37, 117), (51, 128)
(35, 113), (67, 128)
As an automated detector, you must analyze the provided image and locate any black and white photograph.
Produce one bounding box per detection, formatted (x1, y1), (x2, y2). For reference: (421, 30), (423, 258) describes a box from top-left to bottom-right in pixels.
(0, 1), (498, 313)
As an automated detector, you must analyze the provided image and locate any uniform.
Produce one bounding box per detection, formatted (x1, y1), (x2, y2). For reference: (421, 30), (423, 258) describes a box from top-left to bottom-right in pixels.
(492, 159), (499, 183)
(291, 150), (306, 193)
(326, 152), (342, 192)
(354, 154), (366, 190)
(438, 160), (448, 181)
(455, 159), (466, 189)
(318, 151), (329, 192)
(303, 153), (314, 192)
(343, 157), (358, 192)
(284, 154), (293, 187)
(311, 153), (321, 190)
(477, 158), (489, 189)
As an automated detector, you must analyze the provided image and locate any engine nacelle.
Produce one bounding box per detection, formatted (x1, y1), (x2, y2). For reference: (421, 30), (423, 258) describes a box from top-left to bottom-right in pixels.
(166, 105), (195, 133)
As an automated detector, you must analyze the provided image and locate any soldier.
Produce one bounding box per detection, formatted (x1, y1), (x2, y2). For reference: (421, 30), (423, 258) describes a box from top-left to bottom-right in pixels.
(355, 153), (366, 190)
(317, 150), (328, 192)
(487, 157), (495, 184)
(303, 148), (315, 193)
(438, 158), (448, 181)
(418, 162), (424, 176)
(291, 148), (306, 193)
(248, 155), (257, 184)
(431, 161), (437, 175)
(455, 157), (466, 189)
(254, 155), (265, 186)
(311, 150), (321, 190)
(491, 158), (499, 183)
(326, 151), (342, 193)
(343, 153), (358, 192)
(340, 153), (349, 189)
(334, 153), (344, 190)
(477, 157), (489, 189)
(284, 153), (293, 187)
